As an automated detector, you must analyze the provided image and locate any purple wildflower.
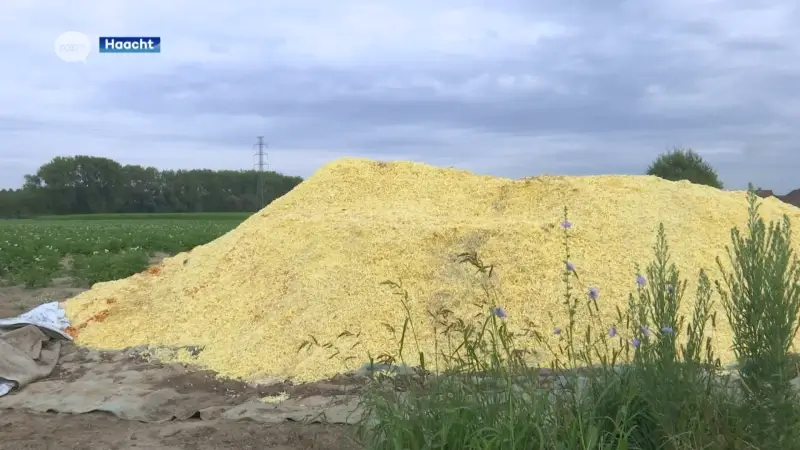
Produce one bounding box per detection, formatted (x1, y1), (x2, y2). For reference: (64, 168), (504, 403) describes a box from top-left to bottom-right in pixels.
(491, 307), (507, 319)
(661, 326), (674, 334)
(553, 327), (562, 335)
(609, 327), (617, 337)
(641, 326), (650, 337)
(632, 338), (641, 348)
(561, 220), (572, 229)
(588, 286), (599, 301)
(636, 274), (646, 286)
(565, 261), (575, 272)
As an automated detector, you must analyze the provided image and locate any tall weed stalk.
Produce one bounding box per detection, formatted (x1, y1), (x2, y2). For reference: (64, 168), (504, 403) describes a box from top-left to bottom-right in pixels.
(717, 188), (800, 445)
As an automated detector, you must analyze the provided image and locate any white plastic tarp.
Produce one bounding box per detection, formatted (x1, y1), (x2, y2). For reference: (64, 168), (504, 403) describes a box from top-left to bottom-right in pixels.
(0, 302), (71, 396)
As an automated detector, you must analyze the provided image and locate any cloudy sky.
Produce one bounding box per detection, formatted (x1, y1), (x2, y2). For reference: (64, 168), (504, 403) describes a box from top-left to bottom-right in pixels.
(1, 0), (798, 192)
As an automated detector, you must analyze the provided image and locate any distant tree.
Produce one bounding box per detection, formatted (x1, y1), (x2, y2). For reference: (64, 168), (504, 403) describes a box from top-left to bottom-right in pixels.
(0, 155), (304, 217)
(646, 147), (724, 189)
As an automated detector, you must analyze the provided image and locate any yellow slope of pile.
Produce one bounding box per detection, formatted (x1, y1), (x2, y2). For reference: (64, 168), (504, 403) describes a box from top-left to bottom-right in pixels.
(62, 158), (800, 382)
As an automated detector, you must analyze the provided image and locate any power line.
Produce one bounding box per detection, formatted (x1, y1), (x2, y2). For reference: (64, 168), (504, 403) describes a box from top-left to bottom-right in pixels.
(253, 136), (269, 209)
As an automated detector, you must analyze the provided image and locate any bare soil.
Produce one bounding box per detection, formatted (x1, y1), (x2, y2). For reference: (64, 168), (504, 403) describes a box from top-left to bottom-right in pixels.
(0, 279), (84, 318)
(0, 412), (358, 450)
(0, 282), (364, 450)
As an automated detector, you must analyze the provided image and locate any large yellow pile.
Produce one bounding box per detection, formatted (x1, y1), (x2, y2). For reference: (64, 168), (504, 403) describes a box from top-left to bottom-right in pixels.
(63, 158), (800, 382)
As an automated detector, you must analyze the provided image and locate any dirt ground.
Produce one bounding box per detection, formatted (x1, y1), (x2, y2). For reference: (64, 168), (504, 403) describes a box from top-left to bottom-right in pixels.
(0, 282), (364, 450)
(0, 412), (358, 450)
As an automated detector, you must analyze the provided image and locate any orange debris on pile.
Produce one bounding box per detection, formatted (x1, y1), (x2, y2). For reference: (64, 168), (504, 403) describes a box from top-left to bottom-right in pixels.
(66, 308), (111, 339)
(61, 158), (800, 382)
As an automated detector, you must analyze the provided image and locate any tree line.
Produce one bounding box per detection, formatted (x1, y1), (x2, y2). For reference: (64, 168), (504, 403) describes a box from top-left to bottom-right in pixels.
(3, 147), (780, 218)
(0, 155), (304, 218)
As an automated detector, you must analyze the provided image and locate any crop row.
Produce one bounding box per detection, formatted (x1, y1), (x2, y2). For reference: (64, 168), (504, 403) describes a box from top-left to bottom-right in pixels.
(0, 219), (242, 287)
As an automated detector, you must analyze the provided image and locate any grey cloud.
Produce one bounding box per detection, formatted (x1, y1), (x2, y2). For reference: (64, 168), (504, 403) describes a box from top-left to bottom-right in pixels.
(722, 38), (790, 52)
(91, 52), (785, 141)
(1, 0), (799, 194)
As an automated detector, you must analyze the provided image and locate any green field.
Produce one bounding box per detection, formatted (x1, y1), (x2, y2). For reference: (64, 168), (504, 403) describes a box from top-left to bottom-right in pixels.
(0, 213), (248, 287)
(28, 212), (253, 221)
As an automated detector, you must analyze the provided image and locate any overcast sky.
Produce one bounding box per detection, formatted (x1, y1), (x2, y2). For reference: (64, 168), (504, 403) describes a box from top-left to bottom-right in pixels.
(1, 0), (798, 192)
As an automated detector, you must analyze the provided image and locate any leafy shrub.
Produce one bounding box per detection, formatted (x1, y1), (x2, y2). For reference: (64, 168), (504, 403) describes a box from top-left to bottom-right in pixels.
(646, 148), (724, 189)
